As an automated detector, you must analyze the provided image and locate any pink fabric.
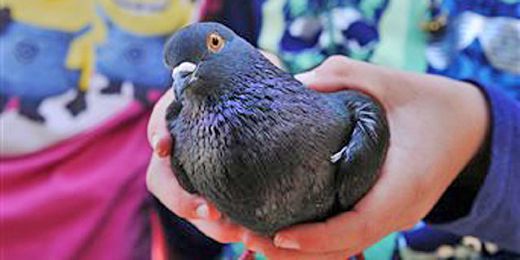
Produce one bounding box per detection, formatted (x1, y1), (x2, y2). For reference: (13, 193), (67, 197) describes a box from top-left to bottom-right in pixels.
(1, 107), (153, 259)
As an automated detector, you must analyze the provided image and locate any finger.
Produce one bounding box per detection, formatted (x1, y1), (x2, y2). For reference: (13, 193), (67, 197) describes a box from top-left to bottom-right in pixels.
(243, 232), (351, 260)
(295, 56), (390, 100)
(352, 141), (438, 224)
(274, 153), (421, 253)
(272, 209), (375, 253)
(259, 50), (285, 69)
(150, 135), (172, 158)
(147, 91), (174, 156)
(295, 71), (353, 93)
(190, 218), (247, 243)
(146, 154), (221, 220)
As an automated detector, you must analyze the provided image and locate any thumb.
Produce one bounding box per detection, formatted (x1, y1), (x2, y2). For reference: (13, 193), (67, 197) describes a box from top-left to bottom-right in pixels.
(295, 71), (353, 93)
(294, 56), (387, 97)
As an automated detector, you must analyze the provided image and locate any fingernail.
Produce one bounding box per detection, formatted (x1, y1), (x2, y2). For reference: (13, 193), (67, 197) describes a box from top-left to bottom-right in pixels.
(152, 135), (169, 157)
(294, 71), (315, 84)
(274, 235), (300, 250)
(156, 140), (169, 157)
(196, 204), (209, 219)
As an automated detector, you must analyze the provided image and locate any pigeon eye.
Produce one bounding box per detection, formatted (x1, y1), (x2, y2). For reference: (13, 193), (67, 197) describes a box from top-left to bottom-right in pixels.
(207, 32), (225, 53)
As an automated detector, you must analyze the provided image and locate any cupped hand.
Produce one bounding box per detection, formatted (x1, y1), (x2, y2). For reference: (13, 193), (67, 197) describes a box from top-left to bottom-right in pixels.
(146, 55), (489, 259)
(145, 49), (285, 245)
(243, 56), (489, 258)
(146, 89), (250, 243)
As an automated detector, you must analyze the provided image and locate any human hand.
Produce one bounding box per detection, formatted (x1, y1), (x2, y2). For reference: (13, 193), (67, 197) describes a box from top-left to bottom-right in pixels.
(146, 90), (220, 219)
(145, 60), (363, 260)
(147, 89), (254, 244)
(146, 55), (489, 259)
(146, 48), (290, 245)
(241, 56), (490, 258)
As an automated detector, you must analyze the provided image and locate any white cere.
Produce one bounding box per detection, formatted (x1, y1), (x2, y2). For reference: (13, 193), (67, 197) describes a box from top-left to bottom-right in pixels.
(172, 62), (197, 79)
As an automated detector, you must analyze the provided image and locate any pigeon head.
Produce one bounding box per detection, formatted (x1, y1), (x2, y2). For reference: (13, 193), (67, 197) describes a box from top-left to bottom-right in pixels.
(164, 22), (261, 100)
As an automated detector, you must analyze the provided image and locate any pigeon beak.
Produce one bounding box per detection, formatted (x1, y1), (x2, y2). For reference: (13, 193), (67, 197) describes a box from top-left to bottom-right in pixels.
(172, 62), (198, 99)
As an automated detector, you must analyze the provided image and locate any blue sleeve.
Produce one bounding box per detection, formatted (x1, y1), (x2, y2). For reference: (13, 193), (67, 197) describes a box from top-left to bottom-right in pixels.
(433, 84), (520, 252)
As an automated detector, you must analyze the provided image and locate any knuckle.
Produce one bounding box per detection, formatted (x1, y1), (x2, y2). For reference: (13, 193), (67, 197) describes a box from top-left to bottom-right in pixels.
(329, 55), (350, 69)
(328, 55), (347, 64)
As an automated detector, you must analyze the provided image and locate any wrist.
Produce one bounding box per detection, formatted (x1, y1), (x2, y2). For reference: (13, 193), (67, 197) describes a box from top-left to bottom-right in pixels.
(425, 131), (491, 223)
(425, 82), (492, 223)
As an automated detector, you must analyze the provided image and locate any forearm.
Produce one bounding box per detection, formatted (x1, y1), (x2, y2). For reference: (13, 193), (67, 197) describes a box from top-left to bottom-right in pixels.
(425, 83), (520, 253)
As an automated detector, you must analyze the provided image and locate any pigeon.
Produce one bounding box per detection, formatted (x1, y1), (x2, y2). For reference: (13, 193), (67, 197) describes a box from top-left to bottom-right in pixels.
(163, 22), (389, 237)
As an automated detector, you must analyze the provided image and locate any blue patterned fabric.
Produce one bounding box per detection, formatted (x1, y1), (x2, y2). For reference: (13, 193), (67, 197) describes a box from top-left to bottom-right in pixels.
(276, 0), (389, 72)
(426, 0), (520, 100)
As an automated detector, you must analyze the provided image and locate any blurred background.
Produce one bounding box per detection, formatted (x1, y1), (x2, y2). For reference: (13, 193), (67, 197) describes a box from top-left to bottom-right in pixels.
(1, 0), (518, 259)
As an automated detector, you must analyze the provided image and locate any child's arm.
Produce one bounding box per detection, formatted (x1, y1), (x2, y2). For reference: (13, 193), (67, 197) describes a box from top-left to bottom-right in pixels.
(427, 82), (520, 252)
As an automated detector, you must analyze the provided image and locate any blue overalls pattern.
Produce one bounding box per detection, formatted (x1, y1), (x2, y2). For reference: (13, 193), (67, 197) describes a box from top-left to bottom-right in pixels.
(0, 20), (90, 122)
(95, 6), (172, 106)
(278, 0), (389, 73)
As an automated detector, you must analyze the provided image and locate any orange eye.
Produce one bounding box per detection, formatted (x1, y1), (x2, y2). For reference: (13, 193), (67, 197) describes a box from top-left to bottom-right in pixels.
(207, 32), (225, 53)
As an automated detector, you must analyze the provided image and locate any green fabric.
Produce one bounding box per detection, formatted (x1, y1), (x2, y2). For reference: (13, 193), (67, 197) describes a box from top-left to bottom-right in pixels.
(402, 0), (429, 72)
(365, 233), (398, 259)
(371, 0), (428, 72)
(288, 0), (308, 17)
(359, 0), (388, 21)
(258, 0), (287, 54)
(258, 0), (430, 74)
